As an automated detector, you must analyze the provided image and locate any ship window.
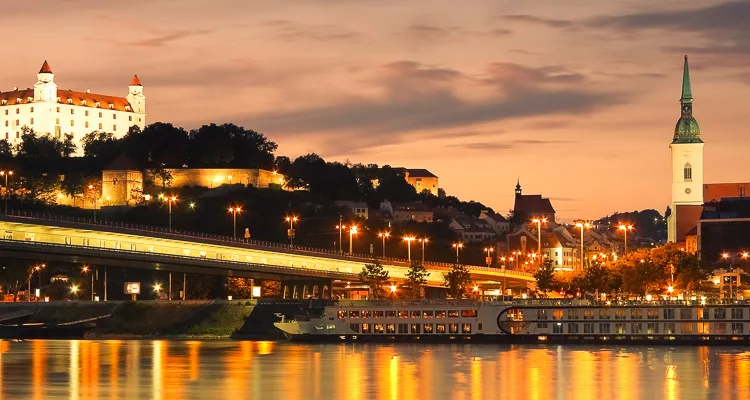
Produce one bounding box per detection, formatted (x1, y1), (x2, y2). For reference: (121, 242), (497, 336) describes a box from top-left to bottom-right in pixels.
(385, 310), (396, 318)
(715, 323), (727, 334)
(584, 323), (595, 333)
(731, 323), (744, 334)
(568, 324), (579, 334)
(599, 323), (610, 333)
(615, 309), (626, 319)
(349, 310), (359, 318)
(697, 322), (709, 334)
(398, 311), (408, 318)
(337, 310), (346, 319)
(461, 309), (477, 318)
(436, 324), (446, 334)
(714, 308), (726, 319)
(664, 309), (675, 319)
(631, 309), (643, 319)
(615, 323), (626, 334)
(631, 323), (643, 334)
(423, 324), (433, 334)
(568, 310), (579, 320)
(422, 310), (433, 319)
(409, 324), (420, 334)
(361, 310), (371, 318)
(684, 163), (692, 181)
(599, 309), (611, 319)
(478, 323), (483, 331)
(553, 323), (564, 334)
(537, 323), (548, 329)
(731, 308), (744, 319)
(680, 322), (693, 333)
(665, 323), (676, 334)
(436, 310), (447, 318)
(552, 310), (563, 320)
(374, 324), (384, 333)
(537, 310), (548, 320)
(647, 323), (659, 334)
(386, 324), (395, 334)
(647, 309), (659, 319)
(680, 309), (692, 319)
(361, 323), (371, 333)
(410, 310), (420, 318)
(372, 311), (383, 318)
(697, 308), (706, 319)
(349, 324), (360, 333)
(584, 310), (595, 320)
(398, 324), (408, 334)
(448, 310), (459, 318)
(448, 323), (458, 334)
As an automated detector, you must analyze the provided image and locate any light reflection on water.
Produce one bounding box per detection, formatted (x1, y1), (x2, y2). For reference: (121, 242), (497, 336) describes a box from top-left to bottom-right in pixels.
(0, 340), (749, 399)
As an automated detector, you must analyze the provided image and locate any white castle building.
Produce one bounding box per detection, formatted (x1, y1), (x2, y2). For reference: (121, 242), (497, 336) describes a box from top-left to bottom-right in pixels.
(0, 61), (146, 154)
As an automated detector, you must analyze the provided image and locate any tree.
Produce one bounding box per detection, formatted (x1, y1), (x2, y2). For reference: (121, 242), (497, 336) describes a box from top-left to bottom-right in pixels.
(359, 260), (390, 299)
(149, 167), (173, 189)
(534, 259), (557, 296)
(225, 277), (255, 299)
(443, 263), (472, 298)
(121, 123), (190, 167)
(0, 260), (34, 301)
(580, 261), (612, 294)
(405, 260), (429, 299)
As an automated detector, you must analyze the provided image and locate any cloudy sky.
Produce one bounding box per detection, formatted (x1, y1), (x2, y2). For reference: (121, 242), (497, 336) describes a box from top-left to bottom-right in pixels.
(4, 0), (749, 221)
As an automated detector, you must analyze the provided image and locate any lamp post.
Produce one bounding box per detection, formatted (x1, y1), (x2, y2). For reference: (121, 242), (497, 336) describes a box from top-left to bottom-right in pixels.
(418, 238), (428, 264)
(285, 215), (298, 246)
(532, 218), (547, 268)
(164, 195), (178, 231)
(618, 224), (634, 255)
(575, 222), (590, 270)
(403, 236), (415, 262)
(70, 285), (79, 300)
(484, 246), (494, 267)
(88, 184), (98, 222)
(668, 263), (675, 297)
(228, 206), (242, 238)
(34, 263), (45, 301)
(0, 170), (12, 214)
(377, 231), (390, 257)
(348, 225), (358, 255)
(452, 242), (464, 263)
(500, 257), (507, 296)
(335, 215), (345, 253)
(722, 252), (733, 300)
(81, 265), (93, 301)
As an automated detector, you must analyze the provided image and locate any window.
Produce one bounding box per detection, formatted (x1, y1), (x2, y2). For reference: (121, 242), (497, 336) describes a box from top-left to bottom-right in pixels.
(568, 324), (579, 334)
(715, 323), (727, 334)
(615, 309), (626, 319)
(436, 310), (447, 318)
(732, 323), (744, 334)
(615, 323), (626, 334)
(385, 311), (396, 318)
(537, 323), (548, 329)
(98, 123), (103, 130)
(537, 310), (548, 320)
(85, 110), (89, 116)
(647, 309), (659, 320)
(448, 310), (459, 318)
(71, 109), (75, 114)
(680, 322), (693, 333)
(423, 324), (433, 333)
(336, 310), (347, 319)
(680, 308), (692, 319)
(410, 310), (420, 318)
(410, 324), (421, 334)
(631, 309), (643, 319)
(82, 238), (90, 246)
(398, 324), (408, 334)
(665, 323), (676, 334)
(714, 308), (726, 320)
(113, 125), (117, 131)
(631, 323), (643, 334)
(99, 112), (103, 117)
(449, 323), (458, 334)
(14, 119), (18, 127)
(731, 308), (744, 319)
(30, 118), (34, 124)
(684, 163), (692, 181)
(373, 311), (384, 318)
(67, 99), (72, 104)
(362, 324), (371, 333)
(647, 323), (659, 334)
(568, 310), (579, 320)
(350, 324), (360, 333)
(461, 310), (477, 318)
(584, 323), (594, 334)
(57, 107), (60, 112)
(584, 310), (595, 320)
(553, 323), (564, 333)
(552, 309), (563, 320)
(129, 115), (132, 121)
(30, 107), (33, 112)
(664, 309), (675, 319)
(697, 322), (709, 334)
(398, 311), (408, 319)
(113, 113), (116, 119)
(436, 324), (446, 334)
(348, 310), (359, 318)
(374, 324), (384, 334)
(85, 121), (89, 128)
(599, 323), (610, 333)
(462, 323), (471, 333)
(109, 104), (114, 110)
(361, 310), (371, 318)
(70, 120), (74, 127)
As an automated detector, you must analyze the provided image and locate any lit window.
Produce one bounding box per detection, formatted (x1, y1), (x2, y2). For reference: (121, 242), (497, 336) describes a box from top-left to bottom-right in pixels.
(70, 120), (74, 127)
(113, 125), (116, 131)
(95, 102), (100, 108)
(99, 112), (103, 117)
(30, 107), (34, 112)
(98, 123), (103, 129)
(71, 109), (74, 114)
(85, 121), (89, 128)
(30, 118), (34, 124)
(109, 104), (114, 109)
(57, 107), (60, 112)
(67, 99), (73, 105)
(82, 101), (87, 106)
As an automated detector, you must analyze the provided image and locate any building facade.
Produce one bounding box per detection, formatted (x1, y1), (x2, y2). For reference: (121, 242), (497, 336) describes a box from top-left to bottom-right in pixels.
(402, 169), (439, 196)
(151, 168), (284, 189)
(102, 155), (143, 207)
(512, 180), (556, 223)
(0, 61), (146, 154)
(334, 201), (369, 220)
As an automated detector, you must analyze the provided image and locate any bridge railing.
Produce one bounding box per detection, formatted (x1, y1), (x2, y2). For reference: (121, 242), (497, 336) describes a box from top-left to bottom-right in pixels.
(2, 210), (533, 278)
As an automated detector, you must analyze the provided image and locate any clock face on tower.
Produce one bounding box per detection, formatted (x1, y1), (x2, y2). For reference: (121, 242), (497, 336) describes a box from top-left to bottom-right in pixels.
(685, 188), (691, 194)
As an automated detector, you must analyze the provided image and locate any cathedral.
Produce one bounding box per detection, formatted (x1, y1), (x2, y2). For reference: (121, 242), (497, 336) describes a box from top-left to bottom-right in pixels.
(667, 56), (750, 245)
(0, 61), (146, 155)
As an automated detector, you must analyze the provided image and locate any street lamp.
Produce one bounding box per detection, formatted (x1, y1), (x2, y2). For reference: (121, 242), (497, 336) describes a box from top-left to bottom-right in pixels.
(403, 236), (416, 262)
(81, 265), (94, 301)
(228, 206), (242, 238)
(377, 231), (390, 257)
(154, 283), (162, 297)
(500, 257), (507, 296)
(575, 222), (590, 270)
(348, 225), (358, 255)
(285, 215), (298, 246)
(532, 218), (547, 268)
(70, 285), (79, 300)
(418, 238), (429, 264)
(722, 252), (734, 300)
(452, 242), (464, 263)
(34, 263), (45, 301)
(484, 247), (494, 267)
(88, 184), (98, 222)
(335, 215), (345, 253)
(618, 224), (634, 255)
(164, 195), (178, 231)
(0, 170), (13, 214)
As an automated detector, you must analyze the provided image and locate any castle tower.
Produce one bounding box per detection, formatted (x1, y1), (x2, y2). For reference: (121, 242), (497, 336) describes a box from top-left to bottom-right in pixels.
(668, 55), (704, 243)
(127, 74), (146, 114)
(33, 60), (57, 102)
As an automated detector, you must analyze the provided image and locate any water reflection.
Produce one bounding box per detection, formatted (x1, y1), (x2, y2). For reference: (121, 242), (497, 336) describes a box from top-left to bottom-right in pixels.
(0, 340), (749, 399)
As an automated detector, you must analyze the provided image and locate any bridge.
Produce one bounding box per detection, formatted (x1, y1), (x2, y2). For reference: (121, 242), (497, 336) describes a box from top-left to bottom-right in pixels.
(0, 212), (535, 296)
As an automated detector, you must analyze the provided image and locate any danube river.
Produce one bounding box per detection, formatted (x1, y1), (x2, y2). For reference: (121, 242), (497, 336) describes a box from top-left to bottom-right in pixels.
(0, 340), (748, 399)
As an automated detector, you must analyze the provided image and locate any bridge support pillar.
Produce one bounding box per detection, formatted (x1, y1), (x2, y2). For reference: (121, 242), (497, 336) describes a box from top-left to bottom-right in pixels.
(281, 278), (332, 300)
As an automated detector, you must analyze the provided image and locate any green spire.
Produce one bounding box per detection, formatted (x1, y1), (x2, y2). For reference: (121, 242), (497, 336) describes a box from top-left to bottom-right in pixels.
(681, 55), (693, 104)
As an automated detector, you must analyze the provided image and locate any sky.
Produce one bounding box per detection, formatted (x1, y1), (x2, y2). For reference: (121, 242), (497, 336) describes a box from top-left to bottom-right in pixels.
(3, 0), (749, 221)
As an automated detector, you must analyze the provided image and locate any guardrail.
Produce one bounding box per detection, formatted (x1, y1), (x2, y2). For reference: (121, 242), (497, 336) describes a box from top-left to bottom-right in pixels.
(0, 210), (534, 279)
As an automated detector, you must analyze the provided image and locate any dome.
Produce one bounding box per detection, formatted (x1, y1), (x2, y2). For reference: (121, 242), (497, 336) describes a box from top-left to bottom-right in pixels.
(673, 117), (702, 143)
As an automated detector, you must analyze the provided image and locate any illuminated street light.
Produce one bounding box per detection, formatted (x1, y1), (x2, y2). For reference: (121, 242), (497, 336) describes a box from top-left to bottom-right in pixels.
(189, 202), (195, 209)
(33, 263), (45, 301)
(88, 184), (98, 222)
(0, 170), (12, 214)
(618, 224), (634, 254)
(285, 215), (299, 246)
(532, 218), (547, 268)
(575, 222), (591, 270)
(164, 195), (178, 231)
(228, 206), (242, 238)
(418, 238), (429, 264)
(348, 225), (358, 255)
(377, 231), (390, 257)
(452, 242), (464, 263)
(484, 247), (494, 267)
(403, 236), (416, 262)
(390, 284), (397, 293)
(335, 215), (346, 254)
(70, 284), (79, 300)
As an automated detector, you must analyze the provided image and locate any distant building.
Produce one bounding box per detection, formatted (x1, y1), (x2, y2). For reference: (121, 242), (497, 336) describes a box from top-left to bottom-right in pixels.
(512, 180), (556, 223)
(102, 154), (143, 207)
(152, 168), (285, 189)
(0, 61), (146, 154)
(697, 198), (750, 263)
(501, 226), (578, 270)
(449, 217), (496, 243)
(380, 200), (433, 223)
(334, 200), (369, 220)
(478, 210), (510, 235)
(400, 168), (439, 196)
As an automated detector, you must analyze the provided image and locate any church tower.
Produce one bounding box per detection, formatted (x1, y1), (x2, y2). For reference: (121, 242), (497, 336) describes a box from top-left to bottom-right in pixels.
(668, 55), (704, 243)
(127, 74), (146, 114)
(33, 60), (57, 102)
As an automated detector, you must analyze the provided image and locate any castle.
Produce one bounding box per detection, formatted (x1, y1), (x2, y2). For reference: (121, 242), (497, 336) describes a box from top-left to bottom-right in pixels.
(0, 61), (146, 154)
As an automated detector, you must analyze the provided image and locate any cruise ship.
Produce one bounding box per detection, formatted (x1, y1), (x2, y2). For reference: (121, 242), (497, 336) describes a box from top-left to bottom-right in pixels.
(274, 300), (750, 344)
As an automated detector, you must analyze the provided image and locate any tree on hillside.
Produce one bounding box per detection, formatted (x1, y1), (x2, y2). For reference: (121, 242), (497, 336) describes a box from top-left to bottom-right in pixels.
(444, 263), (472, 298)
(81, 131), (123, 166)
(121, 123), (190, 168)
(359, 260), (390, 299)
(405, 260), (429, 300)
(0, 139), (12, 168)
(534, 259), (557, 296)
(0, 259), (34, 301)
(580, 261), (613, 293)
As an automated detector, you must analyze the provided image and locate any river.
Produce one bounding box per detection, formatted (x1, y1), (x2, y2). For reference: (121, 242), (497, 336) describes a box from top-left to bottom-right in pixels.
(0, 340), (748, 399)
